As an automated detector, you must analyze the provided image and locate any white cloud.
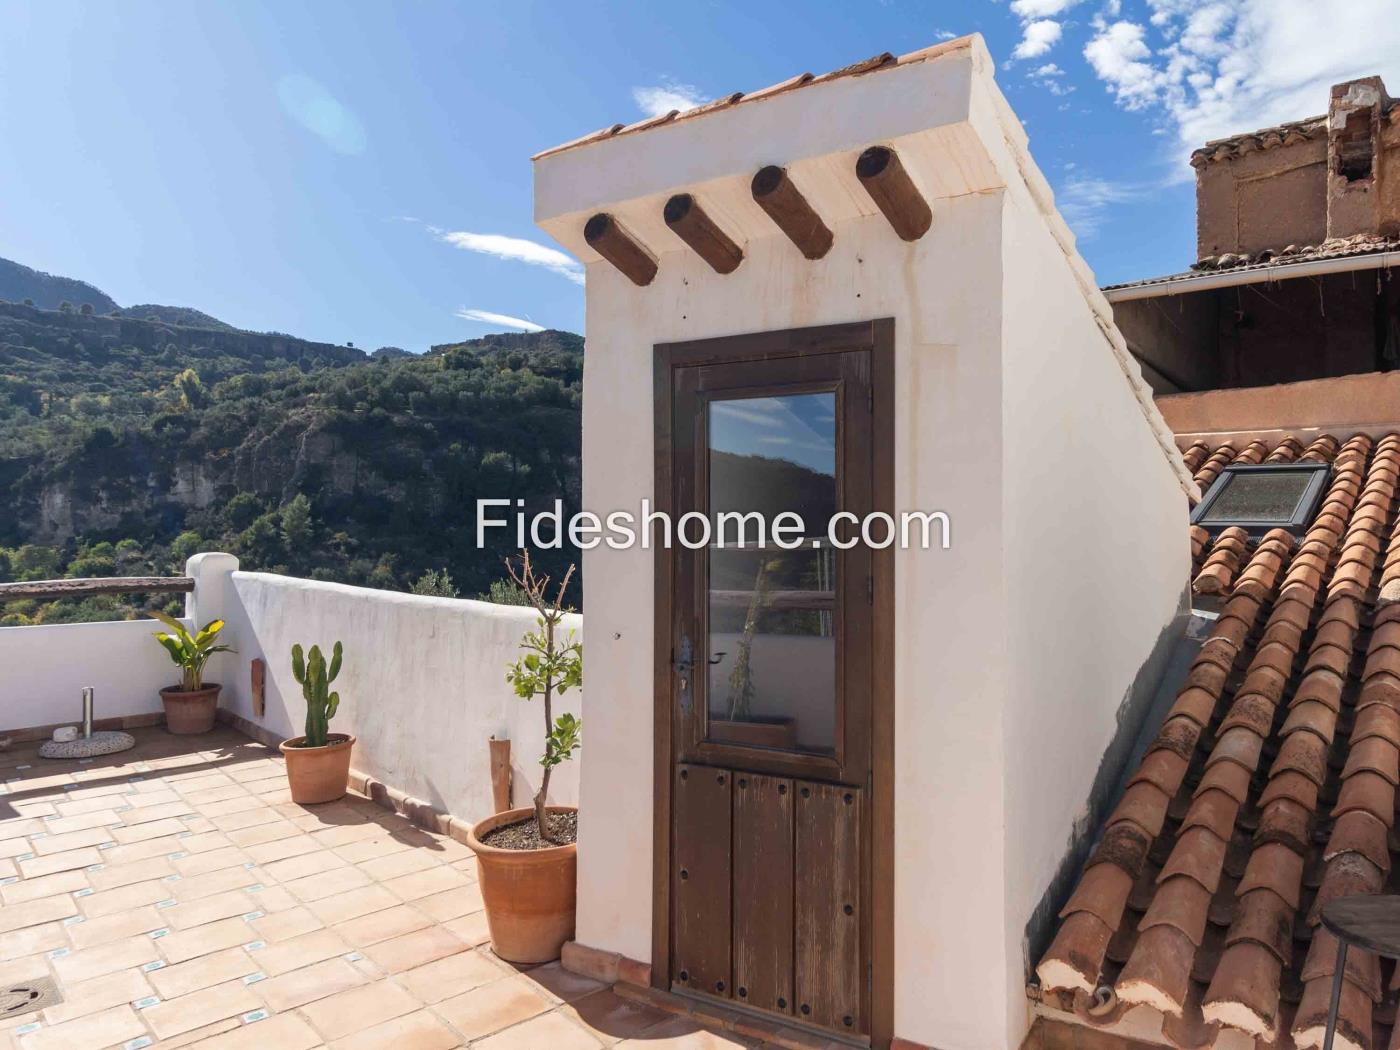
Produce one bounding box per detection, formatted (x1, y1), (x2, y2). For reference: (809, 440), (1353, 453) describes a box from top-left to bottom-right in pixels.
(933, 28), (958, 41)
(455, 308), (544, 333)
(437, 231), (585, 285)
(1055, 176), (1147, 240)
(1014, 19), (1064, 60)
(1008, 0), (1082, 63)
(1083, 19), (1160, 110)
(631, 79), (707, 118)
(1081, 0), (1400, 163)
(1031, 61), (1076, 95)
(1011, 0), (1081, 17)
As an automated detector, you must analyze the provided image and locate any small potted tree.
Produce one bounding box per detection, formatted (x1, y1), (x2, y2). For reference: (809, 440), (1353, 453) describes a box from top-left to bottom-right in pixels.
(467, 552), (582, 964)
(150, 611), (233, 734)
(280, 641), (355, 804)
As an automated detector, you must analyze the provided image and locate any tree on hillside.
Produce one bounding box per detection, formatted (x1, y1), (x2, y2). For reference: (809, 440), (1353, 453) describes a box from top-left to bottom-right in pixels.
(79, 303), (93, 316)
(174, 368), (208, 410)
(411, 568), (458, 598)
(282, 494), (313, 551)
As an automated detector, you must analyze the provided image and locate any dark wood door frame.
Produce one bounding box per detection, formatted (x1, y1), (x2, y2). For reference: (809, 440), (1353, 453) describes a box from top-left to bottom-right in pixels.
(651, 319), (895, 1047)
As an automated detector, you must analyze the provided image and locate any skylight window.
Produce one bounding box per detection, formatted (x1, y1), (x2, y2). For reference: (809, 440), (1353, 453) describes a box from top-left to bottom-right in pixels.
(1191, 462), (1331, 538)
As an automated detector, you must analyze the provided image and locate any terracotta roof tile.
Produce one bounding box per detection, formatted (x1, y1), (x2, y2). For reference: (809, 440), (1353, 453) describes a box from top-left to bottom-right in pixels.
(1341, 738), (1400, 784)
(1323, 810), (1392, 872)
(1039, 431), (1400, 1050)
(1184, 443), (1213, 473)
(1307, 854), (1385, 928)
(1205, 941), (1285, 1039)
(1237, 844), (1305, 910)
(1254, 798), (1313, 856)
(1334, 771), (1397, 827)
(1038, 911), (1115, 994)
(1302, 929), (1383, 1002)
(1117, 923), (1197, 1015)
(1294, 974), (1373, 1050)
(1258, 770), (1320, 812)
(1182, 789), (1242, 841)
(1197, 760), (1254, 805)
(1141, 875), (1213, 945)
(1090, 821), (1155, 878)
(1159, 826), (1230, 894)
(1196, 528), (1251, 595)
(1131, 748), (1194, 796)
(1104, 238), (1400, 295)
(1109, 781), (1173, 839)
(1061, 861), (1136, 930)
(1225, 889), (1295, 965)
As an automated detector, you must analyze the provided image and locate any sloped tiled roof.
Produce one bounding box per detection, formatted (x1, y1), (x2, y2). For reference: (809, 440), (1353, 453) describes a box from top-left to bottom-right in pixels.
(1037, 430), (1400, 1050)
(531, 38), (974, 161)
(1101, 236), (1400, 296)
(1187, 102), (1400, 169)
(1188, 117), (1329, 169)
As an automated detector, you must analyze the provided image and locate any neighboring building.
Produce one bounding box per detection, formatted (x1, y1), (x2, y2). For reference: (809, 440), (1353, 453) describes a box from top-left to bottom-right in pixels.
(1035, 80), (1400, 1050)
(1111, 77), (1400, 393)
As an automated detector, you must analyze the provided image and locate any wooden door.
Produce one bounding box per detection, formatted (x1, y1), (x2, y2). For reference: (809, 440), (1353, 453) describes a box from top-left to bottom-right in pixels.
(653, 322), (893, 1046)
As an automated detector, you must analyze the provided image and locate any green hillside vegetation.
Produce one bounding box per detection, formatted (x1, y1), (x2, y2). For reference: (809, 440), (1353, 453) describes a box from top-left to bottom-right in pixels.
(0, 257), (118, 314)
(118, 304), (236, 330)
(0, 297), (583, 625)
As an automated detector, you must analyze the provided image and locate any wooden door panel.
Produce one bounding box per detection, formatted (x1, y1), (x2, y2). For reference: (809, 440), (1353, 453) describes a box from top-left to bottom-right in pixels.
(672, 763), (732, 999)
(656, 325), (893, 1044)
(795, 780), (863, 1034)
(733, 773), (794, 1016)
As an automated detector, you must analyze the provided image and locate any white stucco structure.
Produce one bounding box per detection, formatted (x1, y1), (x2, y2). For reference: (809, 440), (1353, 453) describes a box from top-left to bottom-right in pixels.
(1, 554), (579, 825)
(535, 34), (1189, 1050)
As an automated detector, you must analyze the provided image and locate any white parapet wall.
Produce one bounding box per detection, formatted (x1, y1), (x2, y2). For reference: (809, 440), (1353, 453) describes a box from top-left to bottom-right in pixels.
(208, 558), (582, 824)
(0, 618), (178, 734)
(0, 553), (580, 827)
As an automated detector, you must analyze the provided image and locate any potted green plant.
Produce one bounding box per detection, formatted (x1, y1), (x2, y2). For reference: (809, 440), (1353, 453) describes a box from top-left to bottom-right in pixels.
(150, 611), (233, 735)
(466, 551), (582, 964)
(280, 641), (355, 804)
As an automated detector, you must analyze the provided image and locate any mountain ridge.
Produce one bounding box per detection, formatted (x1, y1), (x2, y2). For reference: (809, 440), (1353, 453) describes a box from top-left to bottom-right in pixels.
(0, 256), (585, 622)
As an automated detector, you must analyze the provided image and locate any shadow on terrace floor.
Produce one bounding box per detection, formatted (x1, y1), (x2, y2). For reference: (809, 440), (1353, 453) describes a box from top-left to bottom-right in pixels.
(0, 725), (757, 1049)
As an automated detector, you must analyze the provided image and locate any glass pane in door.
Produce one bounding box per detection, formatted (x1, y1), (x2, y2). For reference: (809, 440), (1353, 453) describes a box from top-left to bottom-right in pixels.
(705, 393), (837, 755)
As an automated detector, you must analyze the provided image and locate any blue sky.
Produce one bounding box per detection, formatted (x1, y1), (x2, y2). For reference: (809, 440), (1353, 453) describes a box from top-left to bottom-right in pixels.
(2, 1), (1396, 351)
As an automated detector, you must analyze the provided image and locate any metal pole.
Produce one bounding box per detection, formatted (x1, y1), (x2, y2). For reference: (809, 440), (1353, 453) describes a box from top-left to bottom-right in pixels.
(1322, 939), (1348, 1050)
(81, 687), (94, 740)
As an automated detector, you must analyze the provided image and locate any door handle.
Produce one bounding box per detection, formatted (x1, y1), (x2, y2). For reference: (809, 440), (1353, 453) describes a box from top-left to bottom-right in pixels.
(675, 634), (695, 714)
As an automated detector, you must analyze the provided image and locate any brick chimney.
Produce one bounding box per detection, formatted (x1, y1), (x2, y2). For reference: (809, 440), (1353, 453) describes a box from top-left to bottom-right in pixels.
(1326, 76), (1393, 239)
(1192, 75), (1400, 261)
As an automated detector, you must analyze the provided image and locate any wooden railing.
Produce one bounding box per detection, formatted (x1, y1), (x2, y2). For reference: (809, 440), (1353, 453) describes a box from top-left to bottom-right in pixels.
(0, 577), (195, 603)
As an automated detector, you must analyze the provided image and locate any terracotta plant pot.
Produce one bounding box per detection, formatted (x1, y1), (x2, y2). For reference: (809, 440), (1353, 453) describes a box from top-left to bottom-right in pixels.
(280, 734), (355, 805)
(159, 684), (220, 735)
(467, 805), (577, 964)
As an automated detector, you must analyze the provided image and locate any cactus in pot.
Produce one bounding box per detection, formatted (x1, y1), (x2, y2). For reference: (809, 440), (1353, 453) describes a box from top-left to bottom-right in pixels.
(292, 641), (342, 748)
(280, 640), (353, 804)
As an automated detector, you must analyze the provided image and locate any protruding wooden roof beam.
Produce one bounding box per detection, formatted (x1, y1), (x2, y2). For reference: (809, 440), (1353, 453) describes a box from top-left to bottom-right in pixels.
(583, 213), (657, 286)
(663, 194), (743, 274)
(750, 165), (833, 260)
(855, 145), (932, 241)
